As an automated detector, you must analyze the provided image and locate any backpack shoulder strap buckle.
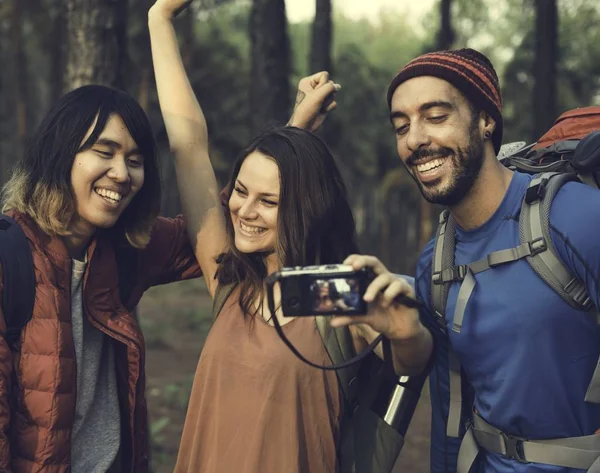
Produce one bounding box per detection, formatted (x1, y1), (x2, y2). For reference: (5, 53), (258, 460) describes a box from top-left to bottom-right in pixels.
(525, 176), (550, 204)
(433, 265), (467, 285)
(528, 237), (547, 255)
(564, 278), (594, 310)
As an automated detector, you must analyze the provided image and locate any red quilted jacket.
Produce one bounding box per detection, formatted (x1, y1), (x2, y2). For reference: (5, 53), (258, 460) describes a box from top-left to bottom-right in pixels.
(0, 210), (201, 473)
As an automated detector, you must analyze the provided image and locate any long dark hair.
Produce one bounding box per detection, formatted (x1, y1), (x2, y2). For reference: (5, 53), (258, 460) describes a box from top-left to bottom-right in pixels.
(217, 126), (359, 316)
(1, 85), (161, 248)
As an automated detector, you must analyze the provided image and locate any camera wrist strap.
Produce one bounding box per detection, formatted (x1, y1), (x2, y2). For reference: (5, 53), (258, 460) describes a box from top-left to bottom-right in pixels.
(267, 276), (384, 370)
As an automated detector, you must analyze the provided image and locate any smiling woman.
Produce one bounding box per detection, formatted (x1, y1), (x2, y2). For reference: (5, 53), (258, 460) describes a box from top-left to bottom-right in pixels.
(229, 151), (280, 257)
(215, 127), (359, 321)
(148, 2), (432, 473)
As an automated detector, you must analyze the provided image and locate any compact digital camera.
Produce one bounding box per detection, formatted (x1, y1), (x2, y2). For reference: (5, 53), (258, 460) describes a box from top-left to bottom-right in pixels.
(273, 264), (369, 317)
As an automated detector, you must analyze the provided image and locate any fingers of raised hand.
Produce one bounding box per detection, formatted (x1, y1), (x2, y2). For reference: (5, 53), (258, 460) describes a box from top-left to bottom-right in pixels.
(298, 71), (328, 91)
(310, 71), (330, 88)
(153, 0), (192, 17)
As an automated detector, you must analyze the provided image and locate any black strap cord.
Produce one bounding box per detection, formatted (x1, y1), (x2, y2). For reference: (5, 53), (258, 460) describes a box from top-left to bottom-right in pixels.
(265, 272), (423, 371)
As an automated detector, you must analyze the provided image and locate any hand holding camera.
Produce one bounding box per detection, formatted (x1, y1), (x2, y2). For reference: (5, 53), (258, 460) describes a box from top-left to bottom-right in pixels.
(328, 255), (423, 342)
(269, 255), (423, 342)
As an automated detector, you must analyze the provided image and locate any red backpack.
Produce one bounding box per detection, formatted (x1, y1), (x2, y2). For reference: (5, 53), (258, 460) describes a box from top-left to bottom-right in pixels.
(498, 106), (600, 186)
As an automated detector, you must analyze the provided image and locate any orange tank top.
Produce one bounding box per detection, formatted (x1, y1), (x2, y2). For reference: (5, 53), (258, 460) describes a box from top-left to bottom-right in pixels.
(174, 290), (343, 473)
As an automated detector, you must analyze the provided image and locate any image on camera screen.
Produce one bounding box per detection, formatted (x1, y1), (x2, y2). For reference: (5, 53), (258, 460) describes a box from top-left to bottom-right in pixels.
(310, 277), (363, 314)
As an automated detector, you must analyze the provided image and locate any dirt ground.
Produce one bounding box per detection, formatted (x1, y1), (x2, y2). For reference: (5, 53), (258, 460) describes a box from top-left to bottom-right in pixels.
(139, 279), (431, 473)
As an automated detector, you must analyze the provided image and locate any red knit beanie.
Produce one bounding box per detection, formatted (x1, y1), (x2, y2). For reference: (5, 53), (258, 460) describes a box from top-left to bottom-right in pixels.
(387, 48), (503, 154)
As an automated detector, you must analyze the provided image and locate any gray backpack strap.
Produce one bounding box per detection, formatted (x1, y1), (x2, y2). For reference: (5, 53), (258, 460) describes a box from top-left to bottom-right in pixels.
(212, 282), (237, 321)
(520, 172), (593, 311)
(430, 210), (465, 438)
(457, 412), (600, 473)
(430, 205), (548, 438)
(520, 172), (600, 403)
(316, 316), (359, 408)
(431, 210), (457, 323)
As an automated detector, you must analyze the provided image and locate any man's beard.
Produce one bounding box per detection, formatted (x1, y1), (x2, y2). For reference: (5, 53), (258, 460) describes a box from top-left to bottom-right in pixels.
(405, 121), (485, 207)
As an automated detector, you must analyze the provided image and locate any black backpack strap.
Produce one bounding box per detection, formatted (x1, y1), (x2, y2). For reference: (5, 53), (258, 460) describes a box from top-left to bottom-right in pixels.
(212, 282), (237, 321)
(0, 216), (35, 351)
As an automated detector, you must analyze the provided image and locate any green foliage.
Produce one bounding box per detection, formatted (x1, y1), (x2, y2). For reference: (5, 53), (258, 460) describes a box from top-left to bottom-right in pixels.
(451, 0), (600, 143)
(288, 11), (430, 189)
(3, 0), (600, 267)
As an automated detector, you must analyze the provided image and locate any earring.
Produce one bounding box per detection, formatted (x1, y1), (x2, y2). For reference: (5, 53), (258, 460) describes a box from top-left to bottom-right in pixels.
(484, 130), (492, 139)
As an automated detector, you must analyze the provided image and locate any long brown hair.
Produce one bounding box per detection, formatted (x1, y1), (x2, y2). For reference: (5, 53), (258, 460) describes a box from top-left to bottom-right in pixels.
(216, 127), (359, 316)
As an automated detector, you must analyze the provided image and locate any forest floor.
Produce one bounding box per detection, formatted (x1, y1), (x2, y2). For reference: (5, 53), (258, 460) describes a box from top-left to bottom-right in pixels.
(139, 278), (431, 473)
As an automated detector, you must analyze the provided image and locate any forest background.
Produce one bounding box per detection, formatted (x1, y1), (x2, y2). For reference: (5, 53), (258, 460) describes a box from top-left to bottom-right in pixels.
(0, 0), (598, 471)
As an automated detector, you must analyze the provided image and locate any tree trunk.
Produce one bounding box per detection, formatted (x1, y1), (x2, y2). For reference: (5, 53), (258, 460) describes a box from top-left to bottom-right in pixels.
(50, 4), (66, 102)
(310, 0), (332, 74)
(249, 0), (291, 135)
(436, 0), (454, 50)
(533, 0), (558, 141)
(134, 0), (155, 112)
(63, 0), (129, 92)
(10, 0), (28, 163)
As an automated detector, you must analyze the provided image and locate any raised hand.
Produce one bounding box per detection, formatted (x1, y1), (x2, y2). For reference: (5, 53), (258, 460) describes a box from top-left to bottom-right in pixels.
(150, 0), (192, 19)
(287, 71), (341, 132)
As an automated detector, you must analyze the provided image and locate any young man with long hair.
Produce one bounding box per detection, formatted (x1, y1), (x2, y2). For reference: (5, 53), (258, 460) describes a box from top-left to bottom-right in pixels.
(0, 85), (201, 472)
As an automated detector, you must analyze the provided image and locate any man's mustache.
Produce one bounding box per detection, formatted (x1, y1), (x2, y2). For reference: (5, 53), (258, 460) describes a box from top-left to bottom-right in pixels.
(406, 147), (453, 167)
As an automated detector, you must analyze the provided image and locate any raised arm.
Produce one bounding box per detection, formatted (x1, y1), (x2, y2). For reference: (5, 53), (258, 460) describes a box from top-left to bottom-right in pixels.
(148, 0), (225, 296)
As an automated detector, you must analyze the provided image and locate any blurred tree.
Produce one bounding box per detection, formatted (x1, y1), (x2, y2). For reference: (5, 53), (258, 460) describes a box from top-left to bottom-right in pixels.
(50, 2), (66, 102)
(9, 0), (28, 165)
(311, 0), (332, 73)
(502, 0), (600, 143)
(64, 0), (129, 91)
(533, 0), (558, 140)
(437, 0), (455, 50)
(249, 0), (291, 135)
(309, 0), (342, 147)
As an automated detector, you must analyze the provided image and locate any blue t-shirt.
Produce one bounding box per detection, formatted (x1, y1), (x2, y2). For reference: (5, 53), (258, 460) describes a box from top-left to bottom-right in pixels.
(416, 171), (600, 473)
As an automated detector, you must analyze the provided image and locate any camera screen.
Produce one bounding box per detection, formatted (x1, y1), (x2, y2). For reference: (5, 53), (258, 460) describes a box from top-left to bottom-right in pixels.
(310, 277), (364, 314)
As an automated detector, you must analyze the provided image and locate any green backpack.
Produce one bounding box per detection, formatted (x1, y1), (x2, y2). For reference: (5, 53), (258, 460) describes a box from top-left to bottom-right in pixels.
(211, 282), (413, 473)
